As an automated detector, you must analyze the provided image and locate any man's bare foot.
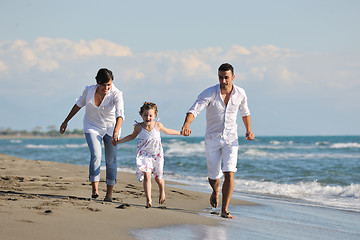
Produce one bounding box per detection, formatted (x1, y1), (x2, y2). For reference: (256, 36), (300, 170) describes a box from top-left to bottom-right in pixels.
(221, 211), (235, 219)
(208, 178), (220, 208)
(145, 201), (152, 208)
(210, 191), (218, 208)
(159, 191), (166, 204)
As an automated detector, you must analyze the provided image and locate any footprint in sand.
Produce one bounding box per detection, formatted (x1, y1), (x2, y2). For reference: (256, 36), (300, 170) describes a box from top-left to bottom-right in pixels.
(87, 207), (101, 212)
(44, 209), (52, 214)
(116, 203), (131, 209)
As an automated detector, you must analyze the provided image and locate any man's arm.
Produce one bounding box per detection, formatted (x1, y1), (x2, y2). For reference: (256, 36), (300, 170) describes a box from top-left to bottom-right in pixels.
(242, 115), (254, 140)
(181, 113), (194, 136)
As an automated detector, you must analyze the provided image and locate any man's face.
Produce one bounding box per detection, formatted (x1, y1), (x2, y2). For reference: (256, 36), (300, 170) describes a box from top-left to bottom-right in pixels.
(218, 70), (234, 90)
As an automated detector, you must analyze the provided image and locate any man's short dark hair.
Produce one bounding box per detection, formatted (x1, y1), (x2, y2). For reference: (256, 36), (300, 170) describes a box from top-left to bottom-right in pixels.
(218, 63), (234, 75)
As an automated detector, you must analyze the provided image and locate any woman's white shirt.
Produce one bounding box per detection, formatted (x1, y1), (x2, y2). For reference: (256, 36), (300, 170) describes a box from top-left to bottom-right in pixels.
(76, 84), (125, 137)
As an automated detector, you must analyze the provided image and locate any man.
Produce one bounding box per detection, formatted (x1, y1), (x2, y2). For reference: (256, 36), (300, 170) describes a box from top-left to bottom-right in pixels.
(182, 63), (254, 219)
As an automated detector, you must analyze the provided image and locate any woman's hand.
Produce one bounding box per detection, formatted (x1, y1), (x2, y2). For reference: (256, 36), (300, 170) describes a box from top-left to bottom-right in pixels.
(60, 122), (67, 134)
(111, 133), (119, 146)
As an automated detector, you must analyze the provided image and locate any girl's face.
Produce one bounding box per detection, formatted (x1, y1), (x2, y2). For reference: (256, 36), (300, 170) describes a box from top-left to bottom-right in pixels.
(141, 109), (156, 125)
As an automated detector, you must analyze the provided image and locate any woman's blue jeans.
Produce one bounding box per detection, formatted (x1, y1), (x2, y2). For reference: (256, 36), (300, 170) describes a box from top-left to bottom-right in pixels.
(85, 133), (117, 186)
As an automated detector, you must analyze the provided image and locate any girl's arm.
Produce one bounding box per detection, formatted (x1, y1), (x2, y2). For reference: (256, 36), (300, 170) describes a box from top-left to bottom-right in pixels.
(157, 122), (181, 136)
(116, 125), (141, 144)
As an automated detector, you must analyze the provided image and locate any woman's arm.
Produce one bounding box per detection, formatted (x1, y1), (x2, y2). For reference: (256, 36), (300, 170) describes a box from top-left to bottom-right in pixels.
(60, 104), (81, 134)
(111, 116), (124, 145)
(157, 122), (181, 136)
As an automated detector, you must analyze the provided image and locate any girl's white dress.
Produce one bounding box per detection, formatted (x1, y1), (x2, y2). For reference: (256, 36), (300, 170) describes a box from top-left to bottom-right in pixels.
(135, 121), (164, 182)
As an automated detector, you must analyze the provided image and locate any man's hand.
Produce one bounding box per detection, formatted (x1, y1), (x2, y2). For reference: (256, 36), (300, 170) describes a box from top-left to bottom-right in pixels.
(245, 131), (254, 140)
(181, 125), (192, 136)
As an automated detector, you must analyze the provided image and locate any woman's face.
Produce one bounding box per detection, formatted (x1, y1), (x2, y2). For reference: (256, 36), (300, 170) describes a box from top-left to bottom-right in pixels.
(97, 79), (112, 95)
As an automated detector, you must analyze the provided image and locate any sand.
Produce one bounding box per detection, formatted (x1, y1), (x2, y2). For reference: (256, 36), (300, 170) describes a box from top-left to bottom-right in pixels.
(0, 153), (254, 240)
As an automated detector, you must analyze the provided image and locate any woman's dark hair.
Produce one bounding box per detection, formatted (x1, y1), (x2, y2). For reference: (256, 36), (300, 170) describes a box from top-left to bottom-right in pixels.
(218, 63), (234, 75)
(95, 68), (113, 84)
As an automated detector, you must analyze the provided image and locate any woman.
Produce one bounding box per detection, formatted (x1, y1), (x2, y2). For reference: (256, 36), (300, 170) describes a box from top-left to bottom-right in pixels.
(60, 68), (124, 202)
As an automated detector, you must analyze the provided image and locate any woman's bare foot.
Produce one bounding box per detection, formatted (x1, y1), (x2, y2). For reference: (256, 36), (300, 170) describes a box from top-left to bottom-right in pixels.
(159, 190), (166, 204)
(104, 195), (113, 202)
(210, 191), (219, 208)
(91, 182), (99, 199)
(221, 211), (235, 219)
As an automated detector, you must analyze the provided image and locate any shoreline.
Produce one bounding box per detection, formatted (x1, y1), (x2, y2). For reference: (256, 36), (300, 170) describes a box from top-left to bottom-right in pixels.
(0, 153), (255, 240)
(0, 134), (84, 139)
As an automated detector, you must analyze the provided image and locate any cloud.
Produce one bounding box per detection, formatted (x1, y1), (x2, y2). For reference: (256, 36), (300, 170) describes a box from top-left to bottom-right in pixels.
(0, 38), (133, 73)
(1, 37), (359, 98)
(123, 69), (146, 81)
(0, 61), (7, 72)
(70, 39), (132, 57)
(1, 37), (359, 135)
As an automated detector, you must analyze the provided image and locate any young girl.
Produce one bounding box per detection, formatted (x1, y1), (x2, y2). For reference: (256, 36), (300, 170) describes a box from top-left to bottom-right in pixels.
(117, 102), (181, 208)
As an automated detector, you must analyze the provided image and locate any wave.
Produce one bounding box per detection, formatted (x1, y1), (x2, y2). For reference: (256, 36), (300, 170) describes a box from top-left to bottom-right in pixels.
(164, 139), (205, 157)
(25, 143), (88, 149)
(316, 141), (330, 146)
(330, 142), (360, 149)
(270, 140), (293, 145)
(242, 148), (359, 160)
(154, 168), (360, 212)
(234, 179), (360, 212)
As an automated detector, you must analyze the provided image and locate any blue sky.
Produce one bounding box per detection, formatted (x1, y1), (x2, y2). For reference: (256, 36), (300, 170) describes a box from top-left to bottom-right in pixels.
(1, 0), (359, 136)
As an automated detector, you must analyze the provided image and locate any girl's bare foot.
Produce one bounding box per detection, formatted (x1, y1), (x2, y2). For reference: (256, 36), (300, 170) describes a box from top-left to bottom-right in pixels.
(159, 190), (166, 204)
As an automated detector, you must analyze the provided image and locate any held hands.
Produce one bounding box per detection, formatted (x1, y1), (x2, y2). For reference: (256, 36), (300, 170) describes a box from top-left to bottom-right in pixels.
(181, 125), (192, 136)
(111, 133), (119, 146)
(245, 131), (255, 141)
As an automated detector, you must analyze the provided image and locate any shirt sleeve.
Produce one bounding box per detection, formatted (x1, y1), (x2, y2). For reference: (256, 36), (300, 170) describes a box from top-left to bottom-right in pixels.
(187, 87), (214, 118)
(238, 89), (251, 116)
(75, 86), (89, 108)
(114, 91), (125, 120)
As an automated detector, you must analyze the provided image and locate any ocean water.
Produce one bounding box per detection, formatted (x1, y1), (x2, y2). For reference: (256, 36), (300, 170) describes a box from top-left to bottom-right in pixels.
(1, 136), (359, 213)
(1, 136), (360, 239)
(131, 192), (360, 240)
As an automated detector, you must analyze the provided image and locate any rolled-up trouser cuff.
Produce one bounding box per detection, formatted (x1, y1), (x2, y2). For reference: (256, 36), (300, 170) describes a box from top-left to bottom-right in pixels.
(89, 174), (101, 183)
